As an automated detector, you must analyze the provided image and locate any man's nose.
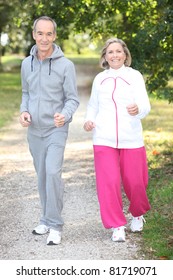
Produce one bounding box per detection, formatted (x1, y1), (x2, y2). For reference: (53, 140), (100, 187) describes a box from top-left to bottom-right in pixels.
(42, 35), (47, 41)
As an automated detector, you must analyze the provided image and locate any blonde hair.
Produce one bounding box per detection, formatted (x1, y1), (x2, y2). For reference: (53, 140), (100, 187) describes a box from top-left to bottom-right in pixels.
(100, 38), (132, 69)
(33, 16), (57, 34)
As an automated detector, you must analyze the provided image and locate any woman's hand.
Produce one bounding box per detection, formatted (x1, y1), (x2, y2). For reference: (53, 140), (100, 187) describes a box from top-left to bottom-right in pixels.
(83, 121), (96, 131)
(126, 103), (139, 116)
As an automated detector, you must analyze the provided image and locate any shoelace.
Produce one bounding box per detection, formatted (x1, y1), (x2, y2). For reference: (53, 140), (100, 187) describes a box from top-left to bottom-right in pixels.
(112, 226), (126, 232)
(133, 216), (146, 223)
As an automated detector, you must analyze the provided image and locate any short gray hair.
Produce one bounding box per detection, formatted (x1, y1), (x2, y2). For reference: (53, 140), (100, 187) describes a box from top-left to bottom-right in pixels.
(100, 38), (132, 69)
(33, 16), (57, 34)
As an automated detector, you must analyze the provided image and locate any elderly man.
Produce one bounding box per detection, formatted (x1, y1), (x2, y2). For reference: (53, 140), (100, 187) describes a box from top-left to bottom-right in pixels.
(20, 16), (79, 245)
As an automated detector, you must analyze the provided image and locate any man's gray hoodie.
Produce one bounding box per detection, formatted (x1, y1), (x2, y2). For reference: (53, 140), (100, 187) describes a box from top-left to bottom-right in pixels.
(20, 43), (79, 136)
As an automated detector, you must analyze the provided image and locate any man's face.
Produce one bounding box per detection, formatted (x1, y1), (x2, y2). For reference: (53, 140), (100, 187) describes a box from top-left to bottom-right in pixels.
(32, 20), (56, 53)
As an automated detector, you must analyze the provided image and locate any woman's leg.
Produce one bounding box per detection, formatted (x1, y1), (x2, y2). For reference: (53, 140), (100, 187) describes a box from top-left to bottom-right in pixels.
(93, 145), (127, 229)
(120, 147), (151, 217)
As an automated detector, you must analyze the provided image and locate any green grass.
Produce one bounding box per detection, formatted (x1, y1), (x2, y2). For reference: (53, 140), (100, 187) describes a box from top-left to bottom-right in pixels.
(0, 55), (173, 259)
(141, 98), (173, 259)
(1, 54), (23, 72)
(0, 72), (21, 128)
(67, 54), (99, 65)
(2, 55), (22, 65)
(0, 55), (23, 128)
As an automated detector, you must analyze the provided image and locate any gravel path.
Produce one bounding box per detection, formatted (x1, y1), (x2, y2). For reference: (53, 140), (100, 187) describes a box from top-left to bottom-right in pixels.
(0, 65), (144, 260)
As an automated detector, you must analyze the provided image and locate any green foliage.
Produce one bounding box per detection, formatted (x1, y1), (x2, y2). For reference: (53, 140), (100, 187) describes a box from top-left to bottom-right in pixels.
(0, 1), (15, 63)
(0, 0), (173, 102)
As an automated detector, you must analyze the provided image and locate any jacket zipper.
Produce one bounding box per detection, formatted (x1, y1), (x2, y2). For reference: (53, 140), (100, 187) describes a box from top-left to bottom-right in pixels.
(101, 76), (130, 148)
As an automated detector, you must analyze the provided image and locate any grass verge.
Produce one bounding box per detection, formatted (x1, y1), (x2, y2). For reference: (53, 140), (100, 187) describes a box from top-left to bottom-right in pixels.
(142, 98), (173, 259)
(0, 72), (21, 128)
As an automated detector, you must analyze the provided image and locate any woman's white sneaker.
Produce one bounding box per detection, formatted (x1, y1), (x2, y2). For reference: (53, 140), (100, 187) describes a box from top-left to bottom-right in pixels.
(32, 224), (49, 235)
(111, 226), (126, 242)
(47, 229), (62, 245)
(130, 216), (146, 232)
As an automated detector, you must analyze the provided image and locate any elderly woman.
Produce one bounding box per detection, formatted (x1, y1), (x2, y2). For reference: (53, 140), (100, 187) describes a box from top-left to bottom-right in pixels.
(84, 38), (151, 242)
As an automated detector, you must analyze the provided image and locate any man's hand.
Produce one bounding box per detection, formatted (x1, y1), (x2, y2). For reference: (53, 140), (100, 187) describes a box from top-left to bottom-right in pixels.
(54, 113), (65, 127)
(19, 112), (31, 127)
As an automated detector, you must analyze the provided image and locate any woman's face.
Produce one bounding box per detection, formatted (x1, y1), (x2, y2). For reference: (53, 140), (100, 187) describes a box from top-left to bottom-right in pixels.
(105, 42), (126, 69)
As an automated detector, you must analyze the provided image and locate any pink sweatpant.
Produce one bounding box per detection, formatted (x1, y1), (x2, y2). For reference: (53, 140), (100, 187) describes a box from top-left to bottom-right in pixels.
(93, 145), (151, 229)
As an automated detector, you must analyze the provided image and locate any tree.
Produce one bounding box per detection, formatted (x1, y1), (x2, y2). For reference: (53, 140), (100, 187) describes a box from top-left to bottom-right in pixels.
(1, 0), (173, 102)
(0, 1), (14, 67)
(0, 0), (29, 65)
(67, 0), (173, 102)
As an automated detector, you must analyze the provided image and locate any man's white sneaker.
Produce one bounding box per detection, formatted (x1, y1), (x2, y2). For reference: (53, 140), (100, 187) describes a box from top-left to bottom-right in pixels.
(47, 229), (62, 245)
(111, 226), (126, 242)
(130, 216), (146, 232)
(32, 224), (49, 235)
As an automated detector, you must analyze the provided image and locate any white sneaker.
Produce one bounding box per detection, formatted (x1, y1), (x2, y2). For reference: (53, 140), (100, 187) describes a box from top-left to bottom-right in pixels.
(111, 226), (126, 242)
(130, 216), (146, 232)
(32, 224), (49, 235)
(47, 229), (62, 245)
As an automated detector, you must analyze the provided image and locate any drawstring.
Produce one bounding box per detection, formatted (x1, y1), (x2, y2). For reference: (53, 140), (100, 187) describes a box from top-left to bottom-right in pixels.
(30, 56), (52, 75)
(49, 58), (52, 75)
(31, 55), (34, 72)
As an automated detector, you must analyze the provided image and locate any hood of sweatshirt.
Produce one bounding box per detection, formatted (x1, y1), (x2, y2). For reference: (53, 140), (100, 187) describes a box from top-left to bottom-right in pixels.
(30, 43), (64, 75)
(20, 42), (79, 137)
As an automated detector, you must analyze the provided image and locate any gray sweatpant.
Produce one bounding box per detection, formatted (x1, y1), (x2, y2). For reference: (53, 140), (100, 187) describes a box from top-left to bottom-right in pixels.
(27, 131), (68, 231)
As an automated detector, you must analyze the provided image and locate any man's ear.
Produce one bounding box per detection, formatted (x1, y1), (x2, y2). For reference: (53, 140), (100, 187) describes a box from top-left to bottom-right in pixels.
(32, 31), (36, 40)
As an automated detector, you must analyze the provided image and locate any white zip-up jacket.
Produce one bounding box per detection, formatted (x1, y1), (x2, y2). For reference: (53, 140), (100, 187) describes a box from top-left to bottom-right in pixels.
(85, 65), (151, 148)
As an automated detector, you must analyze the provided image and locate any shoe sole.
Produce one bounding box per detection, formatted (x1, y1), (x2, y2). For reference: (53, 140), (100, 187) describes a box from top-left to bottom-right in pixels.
(47, 241), (61, 245)
(130, 229), (143, 232)
(111, 237), (125, 242)
(32, 230), (49, 235)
